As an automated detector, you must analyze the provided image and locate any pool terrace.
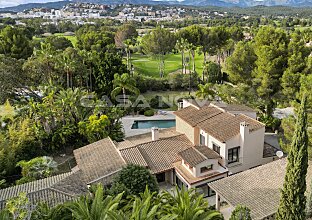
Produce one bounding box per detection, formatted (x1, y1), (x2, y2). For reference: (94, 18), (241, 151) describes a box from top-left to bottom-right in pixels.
(121, 111), (176, 137)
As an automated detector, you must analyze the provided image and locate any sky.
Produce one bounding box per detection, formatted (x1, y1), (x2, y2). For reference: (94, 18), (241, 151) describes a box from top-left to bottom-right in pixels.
(0, 0), (61, 8)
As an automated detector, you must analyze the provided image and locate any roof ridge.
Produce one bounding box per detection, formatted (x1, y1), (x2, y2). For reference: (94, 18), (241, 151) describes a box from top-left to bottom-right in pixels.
(198, 111), (233, 126)
(192, 146), (208, 160)
(88, 168), (122, 185)
(130, 133), (187, 148)
(48, 187), (77, 198)
(238, 114), (265, 127)
(195, 111), (225, 125)
(109, 137), (128, 166)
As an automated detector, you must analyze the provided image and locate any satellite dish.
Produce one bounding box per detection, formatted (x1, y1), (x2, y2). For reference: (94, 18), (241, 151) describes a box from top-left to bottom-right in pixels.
(276, 151), (284, 159)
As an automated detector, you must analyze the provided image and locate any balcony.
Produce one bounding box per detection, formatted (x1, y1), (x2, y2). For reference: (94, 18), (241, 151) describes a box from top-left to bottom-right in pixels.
(225, 157), (243, 168)
(173, 161), (228, 185)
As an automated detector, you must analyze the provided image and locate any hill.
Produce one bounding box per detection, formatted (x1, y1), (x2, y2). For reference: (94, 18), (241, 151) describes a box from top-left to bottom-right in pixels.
(1, 0), (312, 12)
(0, 1), (70, 12)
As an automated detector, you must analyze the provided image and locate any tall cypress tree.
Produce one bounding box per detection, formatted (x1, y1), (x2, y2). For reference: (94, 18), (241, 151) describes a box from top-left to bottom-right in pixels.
(276, 95), (309, 220)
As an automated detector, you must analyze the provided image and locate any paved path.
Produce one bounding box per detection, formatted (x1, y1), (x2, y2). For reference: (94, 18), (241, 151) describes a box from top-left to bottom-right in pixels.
(121, 111), (176, 137)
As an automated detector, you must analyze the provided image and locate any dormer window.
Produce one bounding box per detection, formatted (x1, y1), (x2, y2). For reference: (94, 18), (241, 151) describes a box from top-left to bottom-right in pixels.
(200, 164), (213, 173)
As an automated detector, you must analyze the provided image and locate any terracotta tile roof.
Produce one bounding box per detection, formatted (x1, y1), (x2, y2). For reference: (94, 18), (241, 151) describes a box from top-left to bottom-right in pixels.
(183, 99), (255, 112)
(132, 134), (193, 174)
(184, 99), (211, 108)
(1, 188), (75, 210)
(120, 147), (148, 167)
(173, 161), (228, 185)
(0, 172), (71, 202)
(198, 113), (265, 143)
(51, 171), (87, 196)
(175, 104), (263, 143)
(179, 147), (207, 167)
(116, 128), (182, 150)
(174, 106), (223, 127)
(0, 172), (78, 210)
(74, 138), (126, 184)
(179, 146), (222, 167)
(90, 170), (121, 186)
(209, 159), (312, 220)
(195, 145), (222, 160)
(211, 103), (256, 112)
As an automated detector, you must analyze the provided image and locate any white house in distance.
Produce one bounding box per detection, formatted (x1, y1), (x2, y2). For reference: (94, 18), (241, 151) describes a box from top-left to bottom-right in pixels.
(0, 99), (280, 208)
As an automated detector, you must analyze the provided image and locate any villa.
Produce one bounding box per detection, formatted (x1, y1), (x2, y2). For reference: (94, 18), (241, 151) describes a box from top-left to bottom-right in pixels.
(0, 100), (280, 209)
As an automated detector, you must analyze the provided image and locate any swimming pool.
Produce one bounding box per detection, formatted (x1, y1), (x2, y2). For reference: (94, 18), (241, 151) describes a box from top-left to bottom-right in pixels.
(131, 120), (176, 129)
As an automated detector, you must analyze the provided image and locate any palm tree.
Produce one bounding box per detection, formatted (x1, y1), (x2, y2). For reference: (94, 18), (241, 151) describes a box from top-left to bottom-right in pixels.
(109, 187), (163, 220)
(162, 186), (223, 220)
(34, 42), (55, 84)
(111, 73), (140, 107)
(124, 39), (135, 72)
(0, 210), (11, 220)
(67, 184), (123, 220)
(31, 202), (72, 220)
(175, 38), (189, 74)
(55, 88), (89, 124)
(78, 49), (94, 91)
(62, 52), (76, 89)
(196, 84), (216, 100)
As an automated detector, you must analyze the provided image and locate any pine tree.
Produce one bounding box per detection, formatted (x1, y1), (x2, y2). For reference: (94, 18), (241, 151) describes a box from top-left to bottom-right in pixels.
(276, 95), (309, 220)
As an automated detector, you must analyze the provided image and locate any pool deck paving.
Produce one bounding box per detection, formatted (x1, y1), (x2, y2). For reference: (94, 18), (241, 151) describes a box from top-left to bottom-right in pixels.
(121, 111), (176, 137)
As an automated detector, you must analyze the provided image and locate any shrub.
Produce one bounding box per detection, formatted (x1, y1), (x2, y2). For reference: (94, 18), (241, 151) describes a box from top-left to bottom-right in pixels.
(144, 109), (155, 117)
(259, 115), (281, 131)
(230, 205), (252, 220)
(149, 95), (170, 109)
(133, 74), (169, 92)
(109, 182), (130, 199)
(168, 72), (199, 90)
(112, 164), (159, 195)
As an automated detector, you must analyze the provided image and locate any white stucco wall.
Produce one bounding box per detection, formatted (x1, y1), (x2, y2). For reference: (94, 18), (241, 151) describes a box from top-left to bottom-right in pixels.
(227, 126), (265, 174)
(176, 116), (196, 144)
(194, 159), (221, 177)
(182, 158), (220, 178)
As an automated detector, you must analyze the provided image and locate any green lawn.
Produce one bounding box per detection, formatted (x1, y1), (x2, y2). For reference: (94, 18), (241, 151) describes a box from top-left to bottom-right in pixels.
(54, 33), (78, 47)
(33, 33), (78, 47)
(131, 53), (205, 78)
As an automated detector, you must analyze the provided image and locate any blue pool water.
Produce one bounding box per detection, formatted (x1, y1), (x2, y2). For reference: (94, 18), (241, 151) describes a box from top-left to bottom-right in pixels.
(131, 120), (176, 129)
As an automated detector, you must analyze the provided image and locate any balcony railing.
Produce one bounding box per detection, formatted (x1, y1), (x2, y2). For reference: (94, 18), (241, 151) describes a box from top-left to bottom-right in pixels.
(225, 157), (243, 167)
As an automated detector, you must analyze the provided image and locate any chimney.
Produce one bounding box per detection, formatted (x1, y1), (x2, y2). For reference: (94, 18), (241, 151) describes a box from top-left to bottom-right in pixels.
(240, 121), (249, 139)
(151, 127), (159, 141)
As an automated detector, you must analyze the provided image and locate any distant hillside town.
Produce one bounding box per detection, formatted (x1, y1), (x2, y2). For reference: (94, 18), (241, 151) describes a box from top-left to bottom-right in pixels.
(0, 2), (228, 22)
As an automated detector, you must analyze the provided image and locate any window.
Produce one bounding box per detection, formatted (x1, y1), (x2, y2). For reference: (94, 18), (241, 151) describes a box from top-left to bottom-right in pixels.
(176, 176), (186, 189)
(213, 143), (221, 154)
(228, 147), (240, 164)
(156, 173), (165, 183)
(200, 165), (213, 173)
(200, 133), (206, 145)
(195, 184), (216, 198)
